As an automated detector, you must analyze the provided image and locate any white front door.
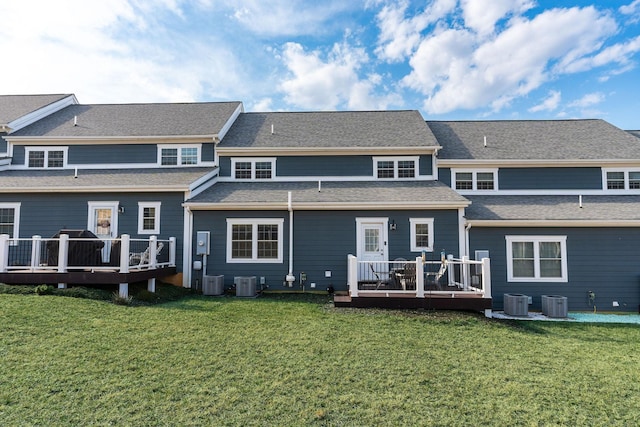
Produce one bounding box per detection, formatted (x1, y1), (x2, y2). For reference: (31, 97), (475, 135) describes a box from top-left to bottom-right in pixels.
(356, 218), (389, 280)
(88, 201), (119, 263)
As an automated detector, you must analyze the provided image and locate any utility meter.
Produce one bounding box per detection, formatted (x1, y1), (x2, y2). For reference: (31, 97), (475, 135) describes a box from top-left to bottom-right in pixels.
(196, 231), (210, 255)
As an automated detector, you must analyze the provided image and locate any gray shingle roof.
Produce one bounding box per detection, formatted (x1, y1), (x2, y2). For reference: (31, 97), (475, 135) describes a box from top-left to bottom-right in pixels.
(628, 130), (640, 139)
(429, 119), (640, 160)
(0, 168), (215, 192)
(11, 102), (242, 137)
(0, 94), (72, 125)
(187, 180), (468, 207)
(219, 111), (438, 149)
(465, 195), (640, 221)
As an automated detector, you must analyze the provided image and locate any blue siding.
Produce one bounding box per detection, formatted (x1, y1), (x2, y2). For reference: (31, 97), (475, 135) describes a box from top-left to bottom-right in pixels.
(277, 156), (373, 177)
(470, 227), (640, 312)
(69, 145), (157, 164)
(419, 155), (433, 176)
(499, 167), (602, 190)
(192, 209), (461, 291)
(439, 168), (452, 187)
(0, 136), (7, 153)
(0, 192), (186, 273)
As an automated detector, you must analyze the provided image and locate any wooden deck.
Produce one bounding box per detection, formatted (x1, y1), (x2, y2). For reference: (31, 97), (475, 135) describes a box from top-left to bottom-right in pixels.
(0, 266), (177, 286)
(334, 292), (492, 312)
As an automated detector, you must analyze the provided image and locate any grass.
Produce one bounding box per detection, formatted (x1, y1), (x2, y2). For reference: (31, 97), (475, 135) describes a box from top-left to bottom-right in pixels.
(1, 292), (639, 426)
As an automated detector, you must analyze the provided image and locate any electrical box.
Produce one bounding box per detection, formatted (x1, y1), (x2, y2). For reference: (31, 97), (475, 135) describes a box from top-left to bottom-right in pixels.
(196, 231), (210, 255)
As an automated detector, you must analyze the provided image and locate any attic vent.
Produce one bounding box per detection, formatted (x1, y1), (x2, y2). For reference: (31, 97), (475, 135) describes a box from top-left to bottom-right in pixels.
(483, 135), (487, 147)
(73, 116), (78, 126)
(271, 123), (274, 134)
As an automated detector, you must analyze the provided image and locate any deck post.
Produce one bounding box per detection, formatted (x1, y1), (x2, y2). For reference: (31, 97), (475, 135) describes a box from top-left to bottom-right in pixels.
(446, 254), (454, 287)
(169, 237), (176, 266)
(57, 234), (69, 288)
(119, 235), (130, 298)
(348, 254), (358, 297)
(481, 257), (492, 318)
(31, 235), (42, 272)
(415, 256), (425, 298)
(148, 236), (157, 292)
(461, 255), (470, 291)
(0, 234), (9, 273)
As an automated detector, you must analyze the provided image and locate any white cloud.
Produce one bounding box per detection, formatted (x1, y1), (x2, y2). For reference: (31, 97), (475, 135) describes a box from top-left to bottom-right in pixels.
(374, 0), (456, 62)
(569, 92), (605, 108)
(460, 0), (535, 37)
(529, 90), (561, 112)
(279, 42), (400, 111)
(229, 0), (355, 36)
(620, 0), (640, 15)
(561, 35), (640, 74)
(402, 6), (621, 114)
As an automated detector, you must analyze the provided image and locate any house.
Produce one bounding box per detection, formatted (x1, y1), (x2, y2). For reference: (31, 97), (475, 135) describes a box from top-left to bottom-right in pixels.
(430, 119), (640, 312)
(1, 93), (638, 313)
(0, 95), (243, 294)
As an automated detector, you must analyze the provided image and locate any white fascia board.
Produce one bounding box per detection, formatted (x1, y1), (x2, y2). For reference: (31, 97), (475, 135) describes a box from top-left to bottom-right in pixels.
(188, 170), (219, 194)
(466, 219), (640, 227)
(5, 135), (216, 145)
(216, 146), (439, 156)
(8, 95), (78, 133)
(0, 185), (191, 193)
(437, 159), (640, 168)
(183, 201), (470, 211)
(216, 102), (244, 142)
(8, 162), (217, 171)
(458, 189), (640, 195)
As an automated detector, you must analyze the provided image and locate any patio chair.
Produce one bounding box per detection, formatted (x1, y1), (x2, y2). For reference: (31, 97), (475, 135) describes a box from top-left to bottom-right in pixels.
(130, 242), (164, 267)
(425, 260), (447, 290)
(369, 262), (390, 290)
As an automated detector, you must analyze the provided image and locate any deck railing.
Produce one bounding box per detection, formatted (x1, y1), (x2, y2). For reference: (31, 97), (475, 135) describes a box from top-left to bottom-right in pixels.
(347, 254), (491, 299)
(0, 234), (176, 274)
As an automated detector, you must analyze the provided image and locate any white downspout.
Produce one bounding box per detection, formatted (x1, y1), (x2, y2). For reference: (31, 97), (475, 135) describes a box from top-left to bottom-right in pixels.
(286, 191), (295, 286)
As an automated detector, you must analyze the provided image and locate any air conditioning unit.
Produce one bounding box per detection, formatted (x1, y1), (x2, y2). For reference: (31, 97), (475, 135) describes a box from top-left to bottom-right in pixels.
(541, 295), (568, 318)
(234, 276), (257, 297)
(202, 275), (224, 296)
(503, 293), (529, 316)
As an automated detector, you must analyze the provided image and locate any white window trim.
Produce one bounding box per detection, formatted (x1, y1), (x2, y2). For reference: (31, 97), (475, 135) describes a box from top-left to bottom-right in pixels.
(602, 168), (640, 191)
(372, 156), (420, 179)
(25, 146), (68, 168)
(231, 157), (276, 180)
(0, 202), (20, 245)
(451, 169), (498, 191)
(409, 218), (434, 252)
(157, 144), (201, 166)
(506, 235), (568, 282)
(138, 202), (161, 235)
(226, 218), (284, 263)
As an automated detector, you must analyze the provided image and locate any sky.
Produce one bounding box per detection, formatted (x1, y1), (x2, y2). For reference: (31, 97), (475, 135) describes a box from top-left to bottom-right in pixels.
(1, 0), (640, 129)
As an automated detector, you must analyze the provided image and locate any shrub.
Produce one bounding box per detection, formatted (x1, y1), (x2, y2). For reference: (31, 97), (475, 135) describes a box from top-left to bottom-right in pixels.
(111, 292), (133, 306)
(34, 284), (54, 295)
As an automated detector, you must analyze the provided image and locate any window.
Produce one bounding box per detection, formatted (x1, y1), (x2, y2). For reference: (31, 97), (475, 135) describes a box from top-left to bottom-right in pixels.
(25, 147), (67, 168)
(231, 158), (275, 180)
(226, 218), (284, 263)
(159, 145), (200, 166)
(373, 157), (419, 179)
(0, 203), (20, 244)
(409, 218), (434, 252)
(604, 169), (640, 190)
(452, 170), (496, 191)
(138, 202), (161, 234)
(506, 236), (567, 282)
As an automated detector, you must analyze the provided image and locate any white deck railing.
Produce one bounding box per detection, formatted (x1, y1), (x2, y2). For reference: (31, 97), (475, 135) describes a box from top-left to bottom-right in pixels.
(347, 254), (491, 300)
(0, 233), (176, 297)
(0, 234), (176, 274)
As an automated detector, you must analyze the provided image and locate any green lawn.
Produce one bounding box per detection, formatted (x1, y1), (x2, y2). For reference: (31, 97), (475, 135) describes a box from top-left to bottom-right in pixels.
(1, 292), (639, 426)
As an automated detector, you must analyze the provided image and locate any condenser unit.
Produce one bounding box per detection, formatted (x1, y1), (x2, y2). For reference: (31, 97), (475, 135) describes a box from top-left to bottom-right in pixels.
(541, 295), (568, 318)
(202, 275), (224, 296)
(234, 276), (257, 297)
(503, 293), (529, 316)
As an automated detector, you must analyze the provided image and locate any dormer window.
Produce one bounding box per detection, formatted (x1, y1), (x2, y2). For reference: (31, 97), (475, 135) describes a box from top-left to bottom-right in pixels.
(374, 157), (418, 179)
(604, 169), (640, 190)
(26, 147), (67, 168)
(158, 145), (199, 166)
(452, 170), (497, 191)
(231, 158), (275, 180)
